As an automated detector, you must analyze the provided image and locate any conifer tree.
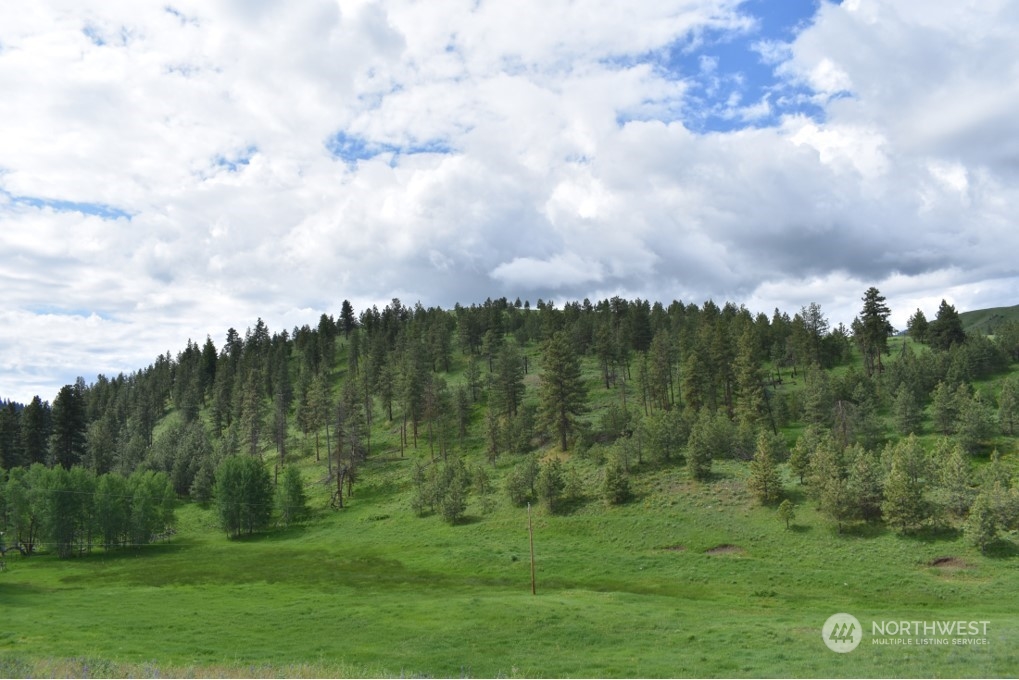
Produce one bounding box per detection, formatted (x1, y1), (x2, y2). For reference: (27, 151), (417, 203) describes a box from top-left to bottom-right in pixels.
(747, 431), (783, 504)
(935, 438), (973, 518)
(846, 445), (883, 523)
(854, 287), (893, 376)
(927, 299), (966, 351)
(998, 376), (1019, 436)
(893, 384), (923, 436)
(537, 332), (588, 451)
(276, 465), (308, 527)
(931, 381), (959, 435)
(881, 436), (933, 532)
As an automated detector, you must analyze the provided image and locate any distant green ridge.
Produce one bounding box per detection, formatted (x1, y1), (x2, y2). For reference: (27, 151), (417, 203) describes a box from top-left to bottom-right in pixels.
(960, 303), (1019, 335)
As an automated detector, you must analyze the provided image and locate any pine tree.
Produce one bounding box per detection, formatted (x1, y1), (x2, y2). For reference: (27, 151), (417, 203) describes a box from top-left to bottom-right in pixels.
(927, 299), (966, 351)
(747, 431), (783, 504)
(0, 402), (24, 470)
(846, 446), (883, 523)
(789, 425), (825, 485)
(935, 438), (973, 518)
(906, 308), (929, 344)
(276, 465), (308, 527)
(537, 457), (566, 513)
(998, 376), (1019, 436)
(881, 435), (933, 532)
(855, 287), (894, 376)
(931, 381), (959, 435)
(491, 343), (525, 419)
(537, 332), (588, 451)
(20, 396), (51, 465)
(808, 435), (851, 532)
(686, 410), (716, 481)
(733, 328), (768, 428)
(966, 483), (1009, 553)
(956, 389), (993, 454)
(893, 384), (923, 436)
(50, 383), (87, 469)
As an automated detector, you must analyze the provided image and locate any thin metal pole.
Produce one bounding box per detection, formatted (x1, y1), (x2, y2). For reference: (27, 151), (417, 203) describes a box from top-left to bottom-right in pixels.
(528, 503), (536, 595)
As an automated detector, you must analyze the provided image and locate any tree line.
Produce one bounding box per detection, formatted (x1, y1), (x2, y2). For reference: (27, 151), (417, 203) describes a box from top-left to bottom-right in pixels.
(3, 289), (1019, 551)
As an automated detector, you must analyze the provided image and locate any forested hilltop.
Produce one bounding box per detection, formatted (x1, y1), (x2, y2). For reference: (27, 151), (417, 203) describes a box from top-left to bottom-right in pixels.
(3, 289), (1019, 559)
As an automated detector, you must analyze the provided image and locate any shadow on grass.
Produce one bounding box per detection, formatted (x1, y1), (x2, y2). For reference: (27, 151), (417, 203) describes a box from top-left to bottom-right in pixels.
(897, 525), (963, 543)
(840, 522), (890, 539)
(982, 538), (1019, 558)
(788, 523), (812, 534)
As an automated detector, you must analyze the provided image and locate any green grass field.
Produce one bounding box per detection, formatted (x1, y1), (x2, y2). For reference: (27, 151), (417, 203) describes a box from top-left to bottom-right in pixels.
(2, 451), (1018, 678)
(3, 335), (1019, 678)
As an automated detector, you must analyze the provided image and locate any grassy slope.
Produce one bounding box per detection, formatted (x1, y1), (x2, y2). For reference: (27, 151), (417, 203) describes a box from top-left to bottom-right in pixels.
(2, 341), (1019, 677)
(960, 304), (1019, 335)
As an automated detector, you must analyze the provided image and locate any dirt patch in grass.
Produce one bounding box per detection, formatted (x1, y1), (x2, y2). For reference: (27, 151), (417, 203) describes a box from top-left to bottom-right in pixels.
(660, 544), (686, 552)
(705, 544), (745, 555)
(928, 556), (969, 570)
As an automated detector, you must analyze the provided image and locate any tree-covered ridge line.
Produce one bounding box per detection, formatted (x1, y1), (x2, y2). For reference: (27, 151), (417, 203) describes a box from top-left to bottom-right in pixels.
(2, 290), (1019, 554)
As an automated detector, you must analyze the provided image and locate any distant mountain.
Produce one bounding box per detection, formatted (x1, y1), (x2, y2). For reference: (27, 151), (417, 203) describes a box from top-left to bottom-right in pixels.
(960, 304), (1019, 335)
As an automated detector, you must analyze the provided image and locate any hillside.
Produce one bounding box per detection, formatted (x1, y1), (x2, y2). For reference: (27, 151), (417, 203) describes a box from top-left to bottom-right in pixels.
(961, 304), (1019, 336)
(3, 294), (1019, 677)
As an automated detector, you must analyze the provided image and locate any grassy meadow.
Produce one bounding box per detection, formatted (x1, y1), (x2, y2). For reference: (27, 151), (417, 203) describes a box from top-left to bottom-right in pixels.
(2, 336), (1019, 677)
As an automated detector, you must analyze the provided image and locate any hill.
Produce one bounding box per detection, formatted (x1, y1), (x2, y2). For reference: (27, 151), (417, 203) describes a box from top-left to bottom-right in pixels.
(961, 304), (1019, 335)
(3, 294), (1019, 677)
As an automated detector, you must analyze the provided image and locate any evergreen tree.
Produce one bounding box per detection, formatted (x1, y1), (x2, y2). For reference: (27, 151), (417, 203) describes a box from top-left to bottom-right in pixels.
(238, 369), (268, 458)
(537, 457), (566, 513)
(846, 446), (883, 523)
(881, 435), (933, 532)
(339, 299), (358, 339)
(491, 343), (525, 419)
(808, 434), (851, 532)
(537, 332), (588, 451)
(998, 376), (1019, 436)
(747, 431), (783, 504)
(733, 327), (768, 428)
(906, 308), (929, 344)
(276, 465), (308, 527)
(789, 425), (825, 484)
(930, 381), (959, 435)
(855, 287), (894, 376)
(436, 457), (471, 524)
(21, 396), (51, 466)
(935, 438), (973, 518)
(956, 389), (993, 454)
(893, 384), (923, 436)
(50, 383), (87, 469)
(927, 299), (966, 351)
(685, 410), (716, 481)
(0, 402), (23, 470)
(966, 483), (1010, 553)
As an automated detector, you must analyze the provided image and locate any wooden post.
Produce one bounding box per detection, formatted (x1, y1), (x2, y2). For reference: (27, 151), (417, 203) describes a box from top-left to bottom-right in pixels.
(528, 503), (536, 595)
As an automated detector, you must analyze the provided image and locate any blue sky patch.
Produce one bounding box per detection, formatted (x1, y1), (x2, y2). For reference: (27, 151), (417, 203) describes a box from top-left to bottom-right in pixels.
(214, 145), (258, 172)
(8, 192), (132, 220)
(652, 0), (828, 133)
(326, 132), (454, 165)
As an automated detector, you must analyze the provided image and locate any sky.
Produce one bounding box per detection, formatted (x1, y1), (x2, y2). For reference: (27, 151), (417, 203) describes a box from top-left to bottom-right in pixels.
(2, 0), (1018, 404)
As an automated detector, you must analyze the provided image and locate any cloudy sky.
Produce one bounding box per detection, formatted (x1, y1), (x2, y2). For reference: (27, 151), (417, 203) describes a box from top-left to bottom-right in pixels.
(2, 0), (1018, 403)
